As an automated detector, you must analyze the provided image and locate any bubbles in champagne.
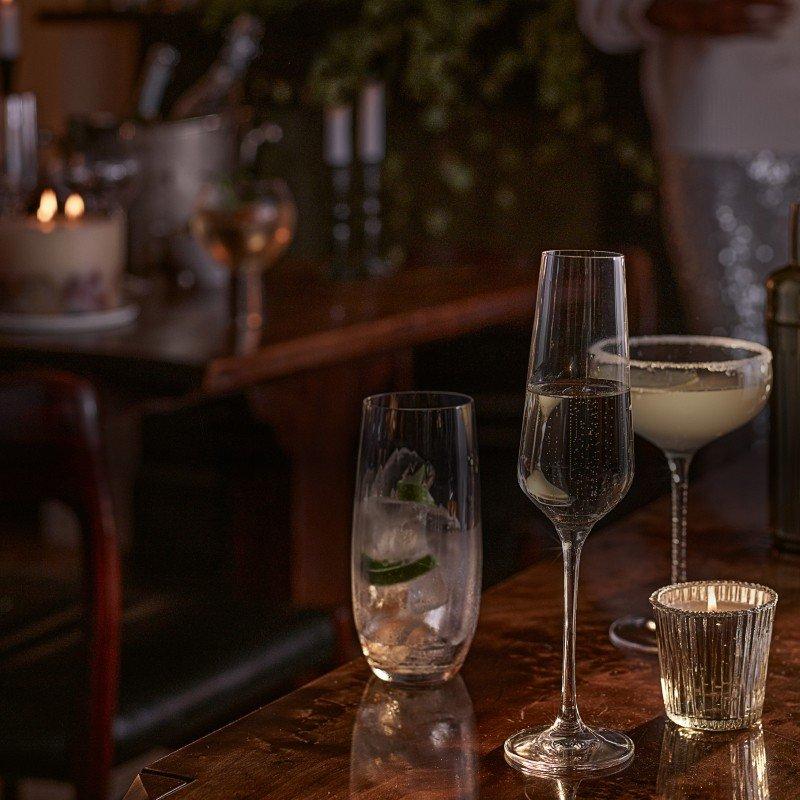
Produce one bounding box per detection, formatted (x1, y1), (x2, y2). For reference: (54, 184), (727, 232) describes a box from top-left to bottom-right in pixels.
(519, 379), (634, 527)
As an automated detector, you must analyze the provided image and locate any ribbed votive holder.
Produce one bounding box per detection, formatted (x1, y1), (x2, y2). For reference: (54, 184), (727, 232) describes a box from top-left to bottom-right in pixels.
(650, 581), (777, 731)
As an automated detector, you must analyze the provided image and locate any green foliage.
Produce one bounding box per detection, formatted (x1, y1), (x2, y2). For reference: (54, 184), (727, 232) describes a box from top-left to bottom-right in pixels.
(203, 0), (656, 226)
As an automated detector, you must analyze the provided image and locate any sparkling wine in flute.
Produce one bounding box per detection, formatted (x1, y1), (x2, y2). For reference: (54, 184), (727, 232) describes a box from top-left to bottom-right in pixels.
(520, 378), (633, 527)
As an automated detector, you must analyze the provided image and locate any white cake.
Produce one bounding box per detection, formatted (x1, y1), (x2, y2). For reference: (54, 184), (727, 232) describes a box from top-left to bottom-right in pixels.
(0, 206), (126, 314)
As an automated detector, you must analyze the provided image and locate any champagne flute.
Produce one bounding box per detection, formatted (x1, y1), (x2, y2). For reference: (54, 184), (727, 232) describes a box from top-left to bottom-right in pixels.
(504, 250), (635, 776)
(191, 177), (296, 338)
(604, 336), (772, 654)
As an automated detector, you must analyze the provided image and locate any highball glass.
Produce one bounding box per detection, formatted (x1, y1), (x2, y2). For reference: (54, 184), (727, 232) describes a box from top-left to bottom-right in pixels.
(352, 392), (481, 684)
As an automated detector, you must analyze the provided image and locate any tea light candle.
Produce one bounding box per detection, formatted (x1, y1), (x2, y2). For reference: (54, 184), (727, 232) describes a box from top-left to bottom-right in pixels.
(671, 585), (754, 613)
(0, 189), (126, 314)
(650, 581), (777, 731)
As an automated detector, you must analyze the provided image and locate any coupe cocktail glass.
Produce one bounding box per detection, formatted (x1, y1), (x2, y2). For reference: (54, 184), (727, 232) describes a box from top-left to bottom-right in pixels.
(605, 336), (772, 654)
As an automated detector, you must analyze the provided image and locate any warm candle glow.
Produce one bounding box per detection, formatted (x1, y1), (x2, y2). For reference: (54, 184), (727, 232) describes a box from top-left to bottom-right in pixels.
(36, 189), (58, 224)
(64, 193), (85, 221)
(707, 585), (718, 612)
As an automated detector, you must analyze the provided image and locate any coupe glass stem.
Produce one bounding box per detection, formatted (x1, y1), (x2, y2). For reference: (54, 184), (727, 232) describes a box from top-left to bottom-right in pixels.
(554, 527), (591, 736)
(666, 453), (693, 584)
(231, 259), (265, 331)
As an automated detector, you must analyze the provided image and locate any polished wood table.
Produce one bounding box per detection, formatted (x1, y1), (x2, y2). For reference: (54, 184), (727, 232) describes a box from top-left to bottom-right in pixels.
(123, 448), (800, 799)
(0, 263), (535, 396)
(0, 263), (536, 605)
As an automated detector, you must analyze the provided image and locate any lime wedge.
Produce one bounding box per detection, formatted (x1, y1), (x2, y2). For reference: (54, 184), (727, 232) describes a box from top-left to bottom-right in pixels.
(633, 369), (701, 392)
(526, 469), (570, 505)
(363, 554), (438, 585)
(396, 481), (435, 505)
(395, 462), (435, 506)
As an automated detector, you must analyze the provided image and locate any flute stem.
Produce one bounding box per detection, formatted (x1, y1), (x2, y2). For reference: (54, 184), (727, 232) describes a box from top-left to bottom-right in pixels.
(553, 527), (590, 736)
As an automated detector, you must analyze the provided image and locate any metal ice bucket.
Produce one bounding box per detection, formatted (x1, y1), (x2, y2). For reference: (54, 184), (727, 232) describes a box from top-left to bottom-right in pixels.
(119, 112), (238, 284)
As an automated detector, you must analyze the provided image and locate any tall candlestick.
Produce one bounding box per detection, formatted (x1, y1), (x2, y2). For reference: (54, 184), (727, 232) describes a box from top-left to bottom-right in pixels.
(357, 81), (391, 276)
(357, 81), (385, 164)
(324, 104), (353, 168)
(2, 93), (37, 200)
(324, 104), (356, 279)
(0, 0), (20, 94)
(361, 161), (390, 277)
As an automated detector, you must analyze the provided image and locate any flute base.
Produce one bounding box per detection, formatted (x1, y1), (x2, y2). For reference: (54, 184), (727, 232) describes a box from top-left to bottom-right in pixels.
(504, 724), (634, 776)
(609, 615), (658, 655)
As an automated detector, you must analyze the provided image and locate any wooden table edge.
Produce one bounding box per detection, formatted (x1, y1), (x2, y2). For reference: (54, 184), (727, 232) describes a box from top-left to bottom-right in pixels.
(203, 283), (534, 395)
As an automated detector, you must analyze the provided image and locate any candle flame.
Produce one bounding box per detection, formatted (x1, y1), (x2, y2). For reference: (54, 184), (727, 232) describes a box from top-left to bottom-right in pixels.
(64, 193), (85, 220)
(707, 585), (718, 612)
(36, 189), (58, 224)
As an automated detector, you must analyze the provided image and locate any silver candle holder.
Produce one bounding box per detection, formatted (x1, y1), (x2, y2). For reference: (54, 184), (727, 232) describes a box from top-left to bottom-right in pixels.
(650, 581), (777, 731)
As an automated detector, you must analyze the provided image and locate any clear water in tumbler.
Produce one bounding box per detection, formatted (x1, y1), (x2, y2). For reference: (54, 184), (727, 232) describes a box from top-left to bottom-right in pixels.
(352, 450), (481, 683)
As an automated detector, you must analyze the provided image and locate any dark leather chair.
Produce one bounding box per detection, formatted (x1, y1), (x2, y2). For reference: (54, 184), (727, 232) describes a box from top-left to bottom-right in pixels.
(0, 371), (336, 800)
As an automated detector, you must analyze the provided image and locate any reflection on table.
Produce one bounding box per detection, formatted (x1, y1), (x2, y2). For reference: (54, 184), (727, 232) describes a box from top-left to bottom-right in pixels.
(523, 719), (771, 800)
(350, 676), (477, 800)
(657, 722), (769, 800)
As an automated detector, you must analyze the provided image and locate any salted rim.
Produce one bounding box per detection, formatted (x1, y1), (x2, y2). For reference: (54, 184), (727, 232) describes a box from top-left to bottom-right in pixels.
(649, 580), (778, 617)
(363, 391), (474, 412)
(594, 335), (771, 373)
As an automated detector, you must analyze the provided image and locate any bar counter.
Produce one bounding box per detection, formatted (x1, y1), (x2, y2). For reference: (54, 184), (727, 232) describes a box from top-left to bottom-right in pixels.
(125, 446), (800, 799)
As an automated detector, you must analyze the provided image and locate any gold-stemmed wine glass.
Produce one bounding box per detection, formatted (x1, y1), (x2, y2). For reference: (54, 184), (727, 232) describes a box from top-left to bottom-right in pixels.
(191, 176), (296, 345)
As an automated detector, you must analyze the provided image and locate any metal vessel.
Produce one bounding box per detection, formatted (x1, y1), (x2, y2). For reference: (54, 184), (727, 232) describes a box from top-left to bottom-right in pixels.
(766, 202), (800, 552)
(120, 113), (238, 284)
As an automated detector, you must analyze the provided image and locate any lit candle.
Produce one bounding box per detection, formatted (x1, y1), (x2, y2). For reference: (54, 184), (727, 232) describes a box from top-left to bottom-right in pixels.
(650, 580), (777, 731)
(0, 189), (126, 314)
(36, 188), (58, 224)
(64, 192), (85, 220)
(671, 584), (754, 613)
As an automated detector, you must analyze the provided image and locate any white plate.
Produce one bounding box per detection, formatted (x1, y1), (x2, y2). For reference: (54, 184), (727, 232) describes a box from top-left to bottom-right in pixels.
(0, 303), (140, 334)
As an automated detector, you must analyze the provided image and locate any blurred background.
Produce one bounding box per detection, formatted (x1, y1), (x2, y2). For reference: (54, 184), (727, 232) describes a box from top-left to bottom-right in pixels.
(1, 0), (796, 796)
